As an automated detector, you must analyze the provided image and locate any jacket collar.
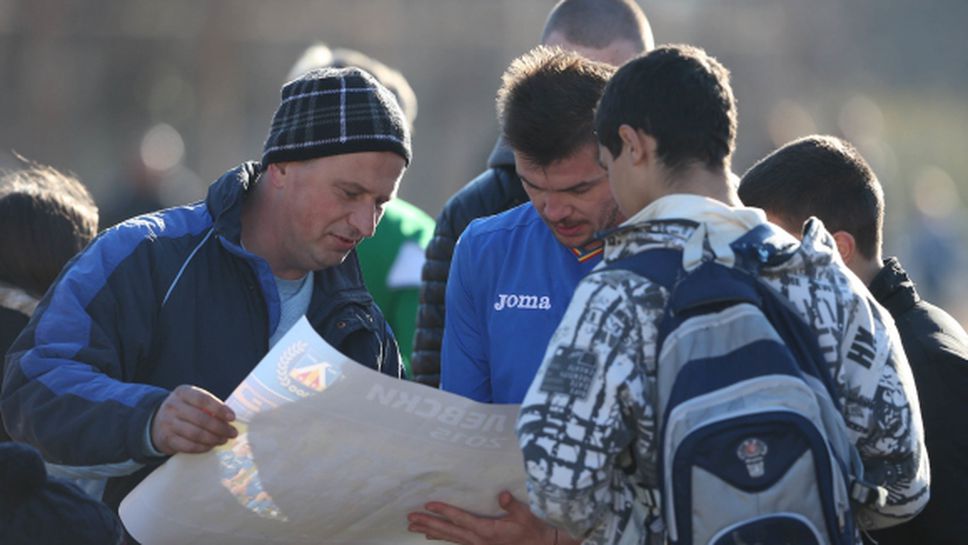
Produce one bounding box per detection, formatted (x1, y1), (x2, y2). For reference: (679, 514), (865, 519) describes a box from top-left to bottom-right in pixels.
(205, 161), (263, 244)
(868, 256), (920, 315)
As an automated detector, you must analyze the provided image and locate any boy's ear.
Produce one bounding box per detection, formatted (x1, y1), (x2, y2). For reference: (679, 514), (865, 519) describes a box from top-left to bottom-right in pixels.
(831, 230), (857, 265)
(618, 125), (657, 166)
(618, 125), (640, 162)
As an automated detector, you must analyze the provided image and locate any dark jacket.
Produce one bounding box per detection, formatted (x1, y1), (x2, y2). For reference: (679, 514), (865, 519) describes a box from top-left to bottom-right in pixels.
(0, 296), (31, 443)
(1, 162), (400, 509)
(866, 257), (968, 545)
(0, 308), (29, 367)
(1, 282), (38, 443)
(412, 139), (525, 387)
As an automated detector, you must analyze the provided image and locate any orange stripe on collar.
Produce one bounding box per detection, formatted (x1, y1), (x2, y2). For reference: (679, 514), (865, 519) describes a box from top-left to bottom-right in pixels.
(571, 241), (605, 263)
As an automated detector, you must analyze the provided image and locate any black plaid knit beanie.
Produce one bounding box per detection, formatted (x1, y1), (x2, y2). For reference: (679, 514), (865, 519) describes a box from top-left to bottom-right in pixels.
(262, 67), (411, 167)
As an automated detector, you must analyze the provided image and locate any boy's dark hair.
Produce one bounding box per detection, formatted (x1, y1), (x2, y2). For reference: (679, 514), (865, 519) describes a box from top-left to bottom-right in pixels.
(738, 135), (884, 259)
(497, 46), (615, 167)
(542, 0), (653, 51)
(0, 161), (99, 296)
(595, 44), (737, 174)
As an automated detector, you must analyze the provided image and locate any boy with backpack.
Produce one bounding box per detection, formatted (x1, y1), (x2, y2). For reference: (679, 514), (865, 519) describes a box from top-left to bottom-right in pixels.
(516, 44), (928, 545)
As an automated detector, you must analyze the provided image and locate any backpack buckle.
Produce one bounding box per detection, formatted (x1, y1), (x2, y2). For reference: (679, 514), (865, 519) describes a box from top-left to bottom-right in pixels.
(850, 479), (887, 508)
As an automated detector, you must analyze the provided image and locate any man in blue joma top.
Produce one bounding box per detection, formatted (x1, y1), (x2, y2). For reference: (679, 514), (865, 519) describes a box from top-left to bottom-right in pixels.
(407, 46), (616, 545)
(1, 67), (408, 512)
(439, 47), (618, 406)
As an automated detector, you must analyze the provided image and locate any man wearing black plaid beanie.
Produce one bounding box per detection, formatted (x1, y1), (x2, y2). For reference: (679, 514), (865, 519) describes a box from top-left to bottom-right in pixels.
(2, 66), (410, 525)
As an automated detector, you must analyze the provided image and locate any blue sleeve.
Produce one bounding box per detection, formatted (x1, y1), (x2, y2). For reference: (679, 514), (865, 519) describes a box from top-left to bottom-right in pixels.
(1, 224), (175, 472)
(439, 229), (492, 402)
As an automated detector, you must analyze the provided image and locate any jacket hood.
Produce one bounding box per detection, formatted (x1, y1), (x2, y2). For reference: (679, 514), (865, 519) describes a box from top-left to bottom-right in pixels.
(486, 137), (515, 170)
(602, 195), (839, 284)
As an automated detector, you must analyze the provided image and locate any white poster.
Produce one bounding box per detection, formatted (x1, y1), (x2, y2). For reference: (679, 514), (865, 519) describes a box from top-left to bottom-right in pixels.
(120, 317), (525, 545)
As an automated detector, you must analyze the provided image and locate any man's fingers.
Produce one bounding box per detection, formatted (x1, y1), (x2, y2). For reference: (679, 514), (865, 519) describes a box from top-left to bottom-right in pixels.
(407, 521), (474, 545)
(497, 491), (530, 518)
(424, 502), (482, 528)
(154, 414), (229, 454)
(152, 385), (238, 454)
(173, 400), (238, 440)
(163, 433), (218, 454)
(175, 385), (236, 421)
(425, 503), (501, 544)
(169, 384), (237, 441)
(167, 417), (233, 448)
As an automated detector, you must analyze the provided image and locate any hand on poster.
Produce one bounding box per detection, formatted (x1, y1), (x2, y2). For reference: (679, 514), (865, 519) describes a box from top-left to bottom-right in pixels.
(150, 385), (238, 455)
(407, 490), (569, 545)
(121, 317), (528, 545)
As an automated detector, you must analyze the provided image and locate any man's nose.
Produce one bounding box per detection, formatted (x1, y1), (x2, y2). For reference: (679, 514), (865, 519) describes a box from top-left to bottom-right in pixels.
(348, 203), (379, 238)
(542, 193), (571, 223)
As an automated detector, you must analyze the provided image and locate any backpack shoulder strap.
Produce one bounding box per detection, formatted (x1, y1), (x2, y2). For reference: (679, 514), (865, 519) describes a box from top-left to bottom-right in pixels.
(599, 247), (683, 291)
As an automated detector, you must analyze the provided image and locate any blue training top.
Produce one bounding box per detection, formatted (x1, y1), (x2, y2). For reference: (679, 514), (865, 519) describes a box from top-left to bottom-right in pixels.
(440, 203), (602, 404)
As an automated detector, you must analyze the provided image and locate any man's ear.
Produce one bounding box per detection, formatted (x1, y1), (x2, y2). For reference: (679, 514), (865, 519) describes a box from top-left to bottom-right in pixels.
(267, 162), (289, 187)
(832, 230), (856, 265)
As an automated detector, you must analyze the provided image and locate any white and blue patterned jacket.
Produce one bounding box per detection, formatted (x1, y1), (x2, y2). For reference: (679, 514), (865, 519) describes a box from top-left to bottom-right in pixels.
(517, 195), (929, 545)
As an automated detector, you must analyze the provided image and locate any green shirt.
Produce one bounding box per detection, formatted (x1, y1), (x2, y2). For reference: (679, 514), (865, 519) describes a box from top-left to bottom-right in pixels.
(356, 198), (435, 377)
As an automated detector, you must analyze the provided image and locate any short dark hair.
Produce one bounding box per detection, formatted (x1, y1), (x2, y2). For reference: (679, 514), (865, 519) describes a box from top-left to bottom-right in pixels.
(738, 135), (884, 259)
(541, 0), (654, 52)
(0, 161), (98, 296)
(497, 46), (615, 167)
(595, 44), (737, 174)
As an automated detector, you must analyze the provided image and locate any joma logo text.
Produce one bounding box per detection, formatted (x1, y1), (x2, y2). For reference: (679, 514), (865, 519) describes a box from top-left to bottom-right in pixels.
(493, 294), (551, 311)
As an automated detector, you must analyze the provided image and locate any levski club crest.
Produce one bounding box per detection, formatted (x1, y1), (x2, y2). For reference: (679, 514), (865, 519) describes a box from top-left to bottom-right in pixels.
(736, 437), (768, 478)
(275, 340), (341, 398)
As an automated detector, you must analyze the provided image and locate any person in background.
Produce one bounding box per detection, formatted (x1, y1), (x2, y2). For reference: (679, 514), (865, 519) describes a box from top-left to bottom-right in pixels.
(288, 43), (435, 377)
(412, 0), (654, 387)
(0, 441), (125, 545)
(738, 134), (965, 545)
(0, 159), (99, 442)
(2, 67), (407, 514)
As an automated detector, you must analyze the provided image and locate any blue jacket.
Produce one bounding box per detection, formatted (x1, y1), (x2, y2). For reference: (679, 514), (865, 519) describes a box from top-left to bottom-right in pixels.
(440, 203), (601, 404)
(1, 162), (400, 508)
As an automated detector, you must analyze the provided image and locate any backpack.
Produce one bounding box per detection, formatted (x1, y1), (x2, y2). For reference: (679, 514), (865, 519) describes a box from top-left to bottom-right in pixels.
(604, 223), (884, 545)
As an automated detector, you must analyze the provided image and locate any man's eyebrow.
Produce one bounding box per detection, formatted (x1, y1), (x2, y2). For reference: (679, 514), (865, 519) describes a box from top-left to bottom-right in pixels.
(518, 173), (606, 193)
(334, 180), (367, 192)
(556, 176), (607, 193)
(518, 173), (538, 189)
